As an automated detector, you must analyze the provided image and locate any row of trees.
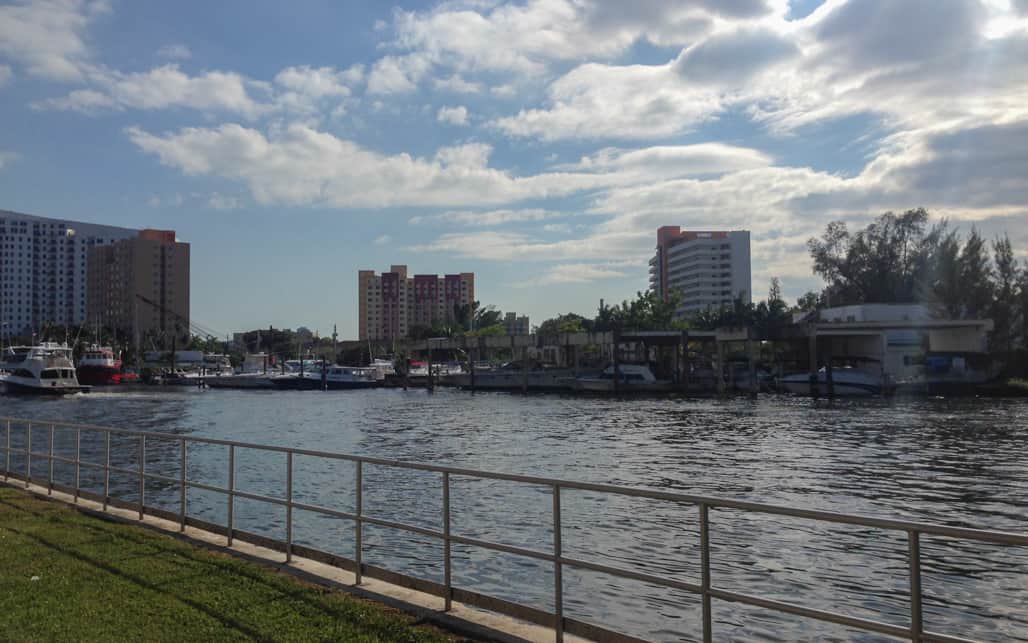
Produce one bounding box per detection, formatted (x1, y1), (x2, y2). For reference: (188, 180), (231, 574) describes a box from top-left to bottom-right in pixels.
(805, 208), (1027, 353)
(406, 301), (505, 339)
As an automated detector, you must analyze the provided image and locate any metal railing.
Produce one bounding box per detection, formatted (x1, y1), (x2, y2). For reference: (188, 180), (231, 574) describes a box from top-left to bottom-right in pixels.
(2, 417), (1027, 643)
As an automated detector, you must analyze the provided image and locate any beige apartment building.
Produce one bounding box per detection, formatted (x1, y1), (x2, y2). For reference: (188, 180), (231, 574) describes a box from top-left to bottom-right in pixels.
(87, 229), (190, 348)
(359, 265), (474, 341)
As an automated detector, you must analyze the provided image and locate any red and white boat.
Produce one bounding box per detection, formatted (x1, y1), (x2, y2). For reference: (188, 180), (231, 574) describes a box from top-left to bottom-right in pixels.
(76, 345), (124, 385)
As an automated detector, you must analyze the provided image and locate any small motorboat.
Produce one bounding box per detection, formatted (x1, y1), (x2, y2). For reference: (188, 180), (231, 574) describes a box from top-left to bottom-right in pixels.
(779, 367), (887, 396)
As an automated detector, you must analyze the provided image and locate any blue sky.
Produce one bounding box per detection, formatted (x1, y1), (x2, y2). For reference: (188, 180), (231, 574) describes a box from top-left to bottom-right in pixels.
(1, 0), (1027, 339)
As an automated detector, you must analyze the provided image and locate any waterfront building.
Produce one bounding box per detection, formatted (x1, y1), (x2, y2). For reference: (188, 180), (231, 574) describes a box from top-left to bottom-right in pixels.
(358, 265), (474, 341)
(87, 229), (190, 349)
(504, 312), (530, 335)
(802, 304), (994, 384)
(649, 227), (751, 316)
(0, 209), (138, 339)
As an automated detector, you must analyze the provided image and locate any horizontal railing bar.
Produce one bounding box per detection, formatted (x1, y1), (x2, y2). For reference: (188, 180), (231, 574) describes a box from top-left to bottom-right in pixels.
(921, 631), (980, 643)
(450, 534), (555, 562)
(290, 501), (357, 522)
(185, 480), (230, 496)
(559, 555), (703, 594)
(109, 465), (140, 477)
(232, 489), (288, 507)
(4, 417), (1028, 547)
(361, 515), (445, 540)
(709, 587), (911, 638)
(144, 472), (178, 485)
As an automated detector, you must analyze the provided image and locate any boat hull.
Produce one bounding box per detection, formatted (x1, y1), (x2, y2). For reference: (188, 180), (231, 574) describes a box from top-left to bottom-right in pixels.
(205, 374), (276, 389)
(779, 375), (881, 397)
(2, 379), (90, 395)
(77, 366), (122, 386)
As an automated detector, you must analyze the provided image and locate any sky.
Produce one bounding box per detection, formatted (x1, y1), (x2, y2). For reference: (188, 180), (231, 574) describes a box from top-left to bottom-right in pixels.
(1, 0), (1027, 340)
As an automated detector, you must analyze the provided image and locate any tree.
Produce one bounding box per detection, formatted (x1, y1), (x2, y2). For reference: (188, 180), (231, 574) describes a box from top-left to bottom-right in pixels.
(808, 208), (939, 304)
(959, 227), (993, 319)
(929, 230), (963, 318)
(536, 313), (591, 337)
(794, 291), (820, 313)
(989, 235), (1020, 353)
(454, 301), (503, 332)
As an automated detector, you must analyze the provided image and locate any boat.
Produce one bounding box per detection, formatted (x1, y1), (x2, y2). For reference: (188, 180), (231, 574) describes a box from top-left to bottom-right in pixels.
(779, 367), (887, 396)
(449, 362), (575, 391)
(204, 371), (276, 389)
(76, 344), (124, 385)
(571, 364), (675, 393)
(1, 343), (90, 395)
(270, 365), (379, 390)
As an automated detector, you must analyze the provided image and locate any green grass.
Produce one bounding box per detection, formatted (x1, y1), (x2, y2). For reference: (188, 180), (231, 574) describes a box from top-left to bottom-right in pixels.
(0, 486), (453, 642)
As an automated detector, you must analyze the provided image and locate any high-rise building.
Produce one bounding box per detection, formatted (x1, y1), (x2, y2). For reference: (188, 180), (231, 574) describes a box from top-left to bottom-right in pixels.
(649, 227), (751, 316)
(359, 265), (474, 341)
(0, 209), (138, 339)
(87, 229), (190, 349)
(504, 312), (530, 335)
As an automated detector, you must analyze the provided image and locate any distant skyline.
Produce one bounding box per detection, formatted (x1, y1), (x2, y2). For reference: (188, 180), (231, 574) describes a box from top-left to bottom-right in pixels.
(1, 0), (1027, 339)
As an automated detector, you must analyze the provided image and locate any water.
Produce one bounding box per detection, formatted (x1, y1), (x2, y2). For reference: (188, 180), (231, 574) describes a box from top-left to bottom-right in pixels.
(2, 389), (1026, 641)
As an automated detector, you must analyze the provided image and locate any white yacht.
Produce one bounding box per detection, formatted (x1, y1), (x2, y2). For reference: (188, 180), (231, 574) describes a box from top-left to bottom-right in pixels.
(572, 364), (674, 393)
(1, 343), (90, 395)
(779, 367), (886, 397)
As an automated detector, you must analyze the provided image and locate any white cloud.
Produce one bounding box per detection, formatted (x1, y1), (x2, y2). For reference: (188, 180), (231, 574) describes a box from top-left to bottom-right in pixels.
(409, 208), (563, 226)
(125, 122), (615, 209)
(492, 0), (1028, 141)
(566, 143), (773, 178)
(0, 64), (12, 87)
(433, 74), (482, 94)
(381, 0), (752, 85)
(532, 263), (629, 285)
(274, 65), (352, 98)
(437, 105), (469, 125)
(366, 54), (430, 94)
(207, 193), (241, 210)
(494, 62), (722, 140)
(156, 43), (191, 60)
(0, 0), (109, 81)
(373, 234), (391, 245)
(39, 65), (266, 118)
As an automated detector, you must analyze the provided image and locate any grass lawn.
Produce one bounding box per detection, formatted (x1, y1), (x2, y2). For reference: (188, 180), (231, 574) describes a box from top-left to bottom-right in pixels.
(0, 486), (454, 642)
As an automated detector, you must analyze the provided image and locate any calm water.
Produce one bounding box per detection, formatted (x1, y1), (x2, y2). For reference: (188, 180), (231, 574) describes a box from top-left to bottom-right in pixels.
(3, 389), (1027, 642)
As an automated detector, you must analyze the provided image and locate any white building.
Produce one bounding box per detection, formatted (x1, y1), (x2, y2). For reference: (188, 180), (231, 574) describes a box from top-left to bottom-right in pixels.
(649, 227), (751, 316)
(0, 210), (138, 339)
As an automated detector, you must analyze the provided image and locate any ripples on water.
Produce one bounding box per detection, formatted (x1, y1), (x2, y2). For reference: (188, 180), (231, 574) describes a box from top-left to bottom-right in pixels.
(3, 389), (1026, 641)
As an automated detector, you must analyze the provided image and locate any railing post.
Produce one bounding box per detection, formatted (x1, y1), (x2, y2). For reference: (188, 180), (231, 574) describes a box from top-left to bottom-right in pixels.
(355, 460), (363, 585)
(443, 471), (452, 611)
(4, 419), (10, 481)
(25, 422), (31, 488)
(74, 428), (81, 503)
(103, 431), (110, 511)
(227, 444), (235, 546)
(179, 438), (187, 532)
(909, 530), (923, 642)
(553, 483), (563, 643)
(700, 503), (712, 643)
(47, 424), (54, 495)
(138, 435), (145, 520)
(286, 450), (293, 563)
